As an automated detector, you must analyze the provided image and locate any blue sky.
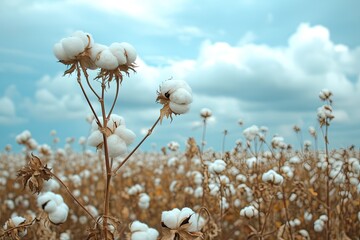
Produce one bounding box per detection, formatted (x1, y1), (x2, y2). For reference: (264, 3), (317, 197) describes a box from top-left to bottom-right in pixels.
(1, 0), (360, 153)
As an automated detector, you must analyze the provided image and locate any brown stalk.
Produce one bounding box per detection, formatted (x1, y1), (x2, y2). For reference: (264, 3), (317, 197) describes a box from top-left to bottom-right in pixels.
(113, 116), (161, 175)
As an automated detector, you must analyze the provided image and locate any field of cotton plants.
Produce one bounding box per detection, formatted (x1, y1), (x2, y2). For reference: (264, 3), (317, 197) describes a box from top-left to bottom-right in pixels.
(1, 31), (360, 240)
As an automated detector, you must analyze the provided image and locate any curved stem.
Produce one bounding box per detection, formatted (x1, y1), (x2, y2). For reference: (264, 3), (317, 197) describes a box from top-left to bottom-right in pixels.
(51, 173), (96, 222)
(80, 62), (101, 99)
(113, 116), (161, 175)
(100, 79), (112, 240)
(76, 65), (101, 127)
(107, 79), (120, 119)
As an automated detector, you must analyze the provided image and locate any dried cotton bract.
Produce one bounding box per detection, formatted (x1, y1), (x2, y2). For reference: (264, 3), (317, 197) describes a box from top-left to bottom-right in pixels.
(156, 80), (193, 122)
(200, 108), (212, 119)
(3, 216), (28, 238)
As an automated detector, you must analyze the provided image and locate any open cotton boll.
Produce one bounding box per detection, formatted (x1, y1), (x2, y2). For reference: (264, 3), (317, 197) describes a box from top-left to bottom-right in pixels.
(169, 102), (190, 114)
(120, 42), (137, 64)
(37, 192), (56, 208)
(87, 130), (103, 147)
(106, 134), (127, 158)
(53, 43), (70, 61)
(95, 49), (119, 70)
(170, 88), (193, 105)
(130, 221), (149, 232)
(131, 232), (148, 240)
(10, 216), (26, 227)
(160, 80), (192, 96)
(48, 205), (68, 224)
(188, 213), (205, 232)
(90, 43), (107, 62)
(114, 126), (136, 145)
(161, 208), (181, 229)
(61, 37), (86, 59)
(178, 207), (194, 223)
(262, 169), (284, 185)
(43, 200), (57, 213)
(109, 43), (127, 65)
(71, 31), (94, 48)
(107, 114), (126, 129)
(147, 228), (159, 239)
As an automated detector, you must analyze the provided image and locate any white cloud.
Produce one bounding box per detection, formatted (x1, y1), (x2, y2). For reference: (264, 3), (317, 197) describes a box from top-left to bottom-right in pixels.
(0, 96), (24, 125)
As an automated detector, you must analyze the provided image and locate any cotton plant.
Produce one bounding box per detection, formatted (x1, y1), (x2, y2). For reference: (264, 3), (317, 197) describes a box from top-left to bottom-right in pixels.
(36, 191), (69, 224)
(2, 216), (29, 239)
(161, 207), (205, 239)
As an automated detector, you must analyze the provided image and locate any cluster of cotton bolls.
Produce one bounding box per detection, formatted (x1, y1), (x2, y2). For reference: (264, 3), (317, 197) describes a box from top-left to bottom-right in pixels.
(240, 205), (259, 218)
(161, 207), (205, 232)
(53, 31), (137, 70)
(157, 80), (193, 114)
(36, 192), (69, 224)
(138, 193), (150, 210)
(129, 220), (159, 240)
(15, 130), (38, 150)
(208, 159), (227, 174)
(313, 215), (328, 232)
(87, 114), (136, 158)
(262, 169), (284, 185)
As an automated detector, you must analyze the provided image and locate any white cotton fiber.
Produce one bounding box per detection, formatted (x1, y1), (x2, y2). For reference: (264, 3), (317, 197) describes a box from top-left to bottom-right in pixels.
(10, 216), (26, 226)
(61, 37), (85, 59)
(169, 102), (190, 114)
(109, 42), (127, 65)
(114, 126), (136, 145)
(107, 114), (125, 129)
(37, 192), (55, 208)
(170, 88), (193, 104)
(178, 207), (194, 223)
(53, 43), (69, 61)
(147, 228), (159, 239)
(43, 200), (57, 213)
(120, 42), (137, 64)
(131, 221), (148, 232)
(131, 232), (148, 240)
(42, 179), (60, 192)
(71, 31), (94, 48)
(90, 43), (107, 62)
(48, 205), (68, 224)
(160, 80), (191, 96)
(106, 134), (127, 158)
(87, 130), (103, 147)
(161, 208), (180, 229)
(95, 49), (118, 70)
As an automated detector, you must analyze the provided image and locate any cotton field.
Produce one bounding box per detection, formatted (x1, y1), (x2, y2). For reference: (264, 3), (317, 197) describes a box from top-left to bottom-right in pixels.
(1, 31), (360, 240)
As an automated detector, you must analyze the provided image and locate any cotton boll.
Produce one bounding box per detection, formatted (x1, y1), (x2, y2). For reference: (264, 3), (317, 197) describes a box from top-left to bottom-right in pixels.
(37, 192), (56, 208)
(87, 130), (103, 147)
(161, 208), (181, 229)
(10, 216), (26, 226)
(130, 221), (149, 232)
(107, 114), (125, 129)
(95, 49), (118, 70)
(106, 134), (127, 158)
(71, 31), (94, 48)
(138, 193), (150, 210)
(169, 102), (190, 114)
(109, 42), (127, 65)
(178, 208), (194, 224)
(188, 213), (205, 232)
(147, 228), (159, 239)
(90, 43), (107, 62)
(160, 80), (192, 97)
(53, 43), (70, 61)
(48, 205), (68, 224)
(61, 37), (85, 59)
(120, 42), (137, 64)
(169, 88), (193, 105)
(131, 232), (148, 240)
(114, 126), (136, 145)
(43, 200), (57, 213)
